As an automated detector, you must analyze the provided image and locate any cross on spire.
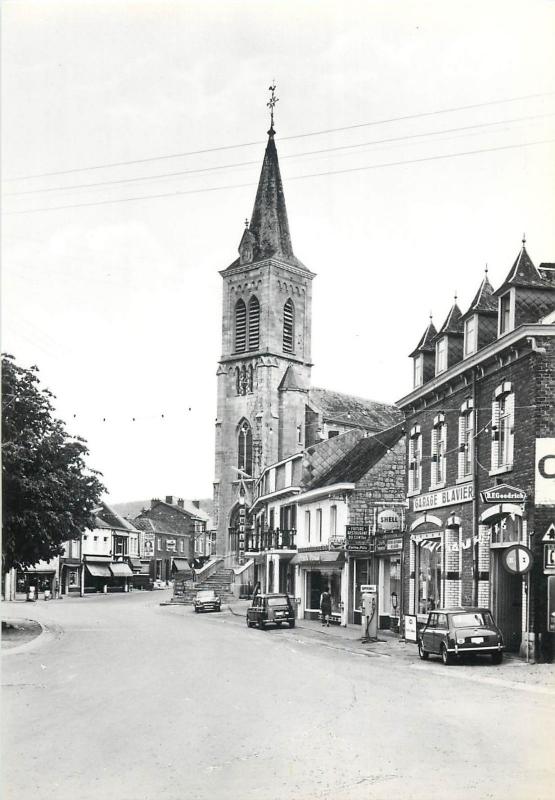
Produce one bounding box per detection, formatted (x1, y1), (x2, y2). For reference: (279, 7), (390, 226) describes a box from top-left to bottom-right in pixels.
(267, 82), (279, 133)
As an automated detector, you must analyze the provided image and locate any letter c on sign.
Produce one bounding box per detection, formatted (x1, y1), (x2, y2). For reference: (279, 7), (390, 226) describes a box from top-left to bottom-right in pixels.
(539, 455), (555, 479)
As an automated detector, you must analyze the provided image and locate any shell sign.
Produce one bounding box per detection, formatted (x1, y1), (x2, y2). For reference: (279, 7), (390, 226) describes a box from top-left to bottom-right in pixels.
(377, 509), (401, 532)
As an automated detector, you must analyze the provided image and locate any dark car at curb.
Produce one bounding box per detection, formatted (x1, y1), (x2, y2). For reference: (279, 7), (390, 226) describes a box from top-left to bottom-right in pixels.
(247, 593), (296, 629)
(418, 607), (504, 665)
(193, 590), (221, 613)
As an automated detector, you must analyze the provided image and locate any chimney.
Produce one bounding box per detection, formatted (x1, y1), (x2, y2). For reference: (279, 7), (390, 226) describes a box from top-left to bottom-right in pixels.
(151, 498), (160, 509)
(177, 498), (184, 508)
(192, 500), (200, 509)
(165, 495), (175, 505)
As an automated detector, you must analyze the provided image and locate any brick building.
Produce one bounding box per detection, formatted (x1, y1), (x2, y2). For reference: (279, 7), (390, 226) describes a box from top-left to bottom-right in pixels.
(213, 116), (399, 563)
(397, 243), (555, 660)
(247, 423), (405, 628)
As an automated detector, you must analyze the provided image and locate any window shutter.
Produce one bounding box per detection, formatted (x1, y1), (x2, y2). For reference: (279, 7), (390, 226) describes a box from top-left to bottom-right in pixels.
(248, 296), (260, 351)
(458, 414), (465, 479)
(507, 393), (515, 465)
(431, 427), (439, 485)
(283, 299), (294, 353)
(491, 400), (500, 469)
(235, 300), (247, 352)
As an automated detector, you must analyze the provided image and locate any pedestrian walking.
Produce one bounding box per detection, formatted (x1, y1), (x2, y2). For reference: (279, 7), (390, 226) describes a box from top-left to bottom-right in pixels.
(320, 586), (332, 627)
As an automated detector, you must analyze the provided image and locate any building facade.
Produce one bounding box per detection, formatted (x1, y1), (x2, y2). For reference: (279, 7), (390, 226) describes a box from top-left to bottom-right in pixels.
(398, 244), (555, 661)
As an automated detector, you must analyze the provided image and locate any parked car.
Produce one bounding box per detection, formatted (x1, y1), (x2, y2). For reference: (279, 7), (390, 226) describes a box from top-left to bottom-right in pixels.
(194, 589), (221, 613)
(247, 593), (296, 629)
(418, 607), (504, 665)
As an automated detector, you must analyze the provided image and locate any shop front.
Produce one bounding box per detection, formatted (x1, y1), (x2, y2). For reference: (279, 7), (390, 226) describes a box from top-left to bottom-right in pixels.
(16, 563), (57, 598)
(291, 550), (347, 624)
(84, 558), (112, 593)
(60, 559), (82, 595)
(374, 535), (403, 629)
(110, 560), (133, 592)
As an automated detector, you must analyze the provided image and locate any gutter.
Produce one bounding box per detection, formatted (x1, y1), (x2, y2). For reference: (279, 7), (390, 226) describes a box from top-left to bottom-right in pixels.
(295, 483), (356, 505)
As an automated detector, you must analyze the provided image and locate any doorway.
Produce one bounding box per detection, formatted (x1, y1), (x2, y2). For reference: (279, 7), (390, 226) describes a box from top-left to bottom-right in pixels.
(491, 550), (522, 652)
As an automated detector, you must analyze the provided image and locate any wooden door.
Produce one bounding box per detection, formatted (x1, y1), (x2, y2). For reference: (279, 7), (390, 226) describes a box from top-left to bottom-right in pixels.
(492, 551), (522, 652)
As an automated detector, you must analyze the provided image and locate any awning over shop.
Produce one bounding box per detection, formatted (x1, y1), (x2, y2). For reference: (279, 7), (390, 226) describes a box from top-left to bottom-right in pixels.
(290, 551), (346, 566)
(86, 563), (111, 578)
(129, 558), (142, 572)
(172, 558), (191, 572)
(110, 563), (133, 577)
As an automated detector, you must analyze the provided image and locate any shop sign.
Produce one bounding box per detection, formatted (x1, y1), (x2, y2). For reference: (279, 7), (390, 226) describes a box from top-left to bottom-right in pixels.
(346, 524), (371, 552)
(413, 482), (473, 512)
(329, 536), (346, 550)
(377, 509), (401, 532)
(502, 544), (533, 575)
(480, 484), (527, 504)
(375, 536), (403, 553)
(405, 614), (418, 643)
(142, 534), (155, 558)
(535, 438), (555, 506)
(544, 543), (555, 574)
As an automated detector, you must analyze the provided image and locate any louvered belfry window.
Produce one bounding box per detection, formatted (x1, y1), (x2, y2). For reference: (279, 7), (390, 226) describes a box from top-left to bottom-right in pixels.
(283, 299), (295, 353)
(235, 299), (247, 353)
(248, 296), (260, 351)
(238, 420), (253, 476)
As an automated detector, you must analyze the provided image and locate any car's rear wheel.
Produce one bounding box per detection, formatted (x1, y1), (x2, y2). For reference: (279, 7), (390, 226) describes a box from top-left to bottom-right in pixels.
(418, 642), (429, 660)
(276, 621), (282, 627)
(246, 617), (253, 628)
(491, 651), (503, 665)
(288, 620), (295, 628)
(441, 644), (453, 665)
(194, 607), (199, 613)
(258, 619), (265, 629)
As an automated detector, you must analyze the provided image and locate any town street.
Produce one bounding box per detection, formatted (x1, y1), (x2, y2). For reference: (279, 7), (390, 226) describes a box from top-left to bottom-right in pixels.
(2, 592), (554, 800)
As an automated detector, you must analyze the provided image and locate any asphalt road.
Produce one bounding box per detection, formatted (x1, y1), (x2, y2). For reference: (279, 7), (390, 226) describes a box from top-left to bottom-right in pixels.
(2, 591), (554, 800)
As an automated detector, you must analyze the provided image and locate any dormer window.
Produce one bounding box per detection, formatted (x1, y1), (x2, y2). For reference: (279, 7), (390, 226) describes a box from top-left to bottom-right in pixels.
(464, 316), (477, 357)
(435, 337), (447, 375)
(413, 355), (423, 388)
(499, 291), (513, 336)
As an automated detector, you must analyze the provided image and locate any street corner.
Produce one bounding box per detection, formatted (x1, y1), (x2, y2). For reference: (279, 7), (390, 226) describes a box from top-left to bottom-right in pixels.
(1, 618), (43, 652)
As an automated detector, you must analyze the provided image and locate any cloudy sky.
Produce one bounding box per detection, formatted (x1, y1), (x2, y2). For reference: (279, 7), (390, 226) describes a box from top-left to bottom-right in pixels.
(3, 0), (555, 503)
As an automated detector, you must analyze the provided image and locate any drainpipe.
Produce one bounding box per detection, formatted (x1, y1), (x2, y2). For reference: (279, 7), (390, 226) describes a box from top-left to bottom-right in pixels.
(472, 366), (479, 606)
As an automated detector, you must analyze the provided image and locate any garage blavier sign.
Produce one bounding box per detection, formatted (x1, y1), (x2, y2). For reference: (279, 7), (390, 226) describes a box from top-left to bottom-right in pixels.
(412, 483), (474, 512)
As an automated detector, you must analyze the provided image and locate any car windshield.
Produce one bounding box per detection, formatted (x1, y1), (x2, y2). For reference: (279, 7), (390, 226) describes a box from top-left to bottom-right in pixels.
(197, 591), (215, 599)
(452, 612), (494, 628)
(267, 596), (289, 607)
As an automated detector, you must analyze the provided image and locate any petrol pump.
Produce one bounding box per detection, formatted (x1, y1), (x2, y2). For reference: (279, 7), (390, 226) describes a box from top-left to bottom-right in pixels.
(360, 584), (378, 642)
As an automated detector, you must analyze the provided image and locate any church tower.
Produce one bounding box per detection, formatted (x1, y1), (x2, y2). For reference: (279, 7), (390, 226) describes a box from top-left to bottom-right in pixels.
(213, 91), (315, 558)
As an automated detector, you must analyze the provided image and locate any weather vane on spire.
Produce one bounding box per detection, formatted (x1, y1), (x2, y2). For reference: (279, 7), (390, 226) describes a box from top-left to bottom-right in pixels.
(267, 82), (279, 132)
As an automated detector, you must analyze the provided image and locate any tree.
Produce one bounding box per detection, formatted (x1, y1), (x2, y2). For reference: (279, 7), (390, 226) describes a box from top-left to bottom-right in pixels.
(2, 354), (105, 572)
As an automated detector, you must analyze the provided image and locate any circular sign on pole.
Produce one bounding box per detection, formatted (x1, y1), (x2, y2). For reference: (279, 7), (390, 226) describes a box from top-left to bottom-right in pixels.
(502, 544), (534, 575)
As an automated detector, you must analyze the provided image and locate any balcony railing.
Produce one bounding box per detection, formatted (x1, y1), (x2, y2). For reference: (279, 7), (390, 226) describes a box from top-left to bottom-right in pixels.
(245, 529), (297, 552)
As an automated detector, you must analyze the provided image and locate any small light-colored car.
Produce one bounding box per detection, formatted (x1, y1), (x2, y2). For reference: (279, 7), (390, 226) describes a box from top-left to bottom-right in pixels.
(194, 589), (221, 613)
(418, 607), (504, 665)
(246, 593), (296, 629)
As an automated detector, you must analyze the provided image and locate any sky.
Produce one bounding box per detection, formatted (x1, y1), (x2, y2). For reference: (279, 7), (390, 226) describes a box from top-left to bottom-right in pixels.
(2, 0), (555, 504)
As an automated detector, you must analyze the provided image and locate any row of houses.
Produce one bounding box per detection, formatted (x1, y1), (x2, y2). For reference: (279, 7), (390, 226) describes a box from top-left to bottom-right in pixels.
(11, 496), (215, 599)
(232, 244), (555, 661)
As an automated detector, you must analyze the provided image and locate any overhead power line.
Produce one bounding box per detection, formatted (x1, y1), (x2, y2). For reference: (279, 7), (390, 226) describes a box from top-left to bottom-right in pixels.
(4, 90), (554, 182)
(5, 111), (553, 198)
(4, 137), (554, 217)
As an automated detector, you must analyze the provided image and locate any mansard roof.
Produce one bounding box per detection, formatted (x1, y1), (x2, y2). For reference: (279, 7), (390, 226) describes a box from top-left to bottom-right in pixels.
(409, 319), (437, 357)
(225, 130), (309, 272)
(433, 303), (463, 339)
(308, 422), (405, 489)
(494, 245), (551, 294)
(308, 386), (402, 431)
(462, 274), (497, 319)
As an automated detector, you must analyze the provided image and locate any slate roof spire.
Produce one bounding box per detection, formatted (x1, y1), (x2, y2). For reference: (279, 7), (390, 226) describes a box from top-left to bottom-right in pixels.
(495, 239), (548, 292)
(463, 270), (496, 317)
(409, 317), (437, 357)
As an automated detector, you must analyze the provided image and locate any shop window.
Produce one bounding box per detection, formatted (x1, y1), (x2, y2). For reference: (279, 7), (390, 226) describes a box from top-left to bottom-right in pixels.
(431, 414), (447, 488)
(417, 539), (442, 614)
(354, 559), (371, 611)
(458, 401), (473, 480)
(408, 426), (422, 493)
(491, 384), (514, 472)
(306, 569), (341, 612)
(68, 570), (78, 587)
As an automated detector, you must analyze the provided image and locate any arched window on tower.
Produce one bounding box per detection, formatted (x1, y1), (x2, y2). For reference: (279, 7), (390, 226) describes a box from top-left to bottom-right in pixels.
(283, 299), (295, 353)
(234, 299), (247, 353)
(248, 296), (260, 351)
(238, 419), (253, 476)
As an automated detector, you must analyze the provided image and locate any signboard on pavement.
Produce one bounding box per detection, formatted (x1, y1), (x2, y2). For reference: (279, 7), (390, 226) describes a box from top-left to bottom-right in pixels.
(405, 614), (418, 643)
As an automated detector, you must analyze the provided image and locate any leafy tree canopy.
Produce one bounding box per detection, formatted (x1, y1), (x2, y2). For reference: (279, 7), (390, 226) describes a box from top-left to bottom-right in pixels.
(2, 354), (105, 571)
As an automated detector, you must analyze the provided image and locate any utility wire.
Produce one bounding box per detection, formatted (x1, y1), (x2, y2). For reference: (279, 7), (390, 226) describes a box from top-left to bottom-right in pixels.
(5, 111), (553, 198)
(4, 137), (554, 217)
(4, 89), (554, 182)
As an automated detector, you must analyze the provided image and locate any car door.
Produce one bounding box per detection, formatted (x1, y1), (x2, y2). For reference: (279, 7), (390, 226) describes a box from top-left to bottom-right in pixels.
(248, 596), (258, 623)
(421, 613), (437, 652)
(434, 613), (449, 652)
